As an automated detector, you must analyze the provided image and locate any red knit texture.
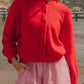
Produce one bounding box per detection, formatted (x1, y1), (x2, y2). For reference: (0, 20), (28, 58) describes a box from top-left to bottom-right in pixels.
(2, 0), (78, 84)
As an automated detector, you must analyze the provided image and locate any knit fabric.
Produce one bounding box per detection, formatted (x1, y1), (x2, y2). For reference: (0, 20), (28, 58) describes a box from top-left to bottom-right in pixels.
(2, 0), (78, 84)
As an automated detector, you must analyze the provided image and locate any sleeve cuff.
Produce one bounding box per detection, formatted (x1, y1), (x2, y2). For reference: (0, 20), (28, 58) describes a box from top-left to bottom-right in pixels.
(7, 55), (18, 64)
(71, 79), (78, 84)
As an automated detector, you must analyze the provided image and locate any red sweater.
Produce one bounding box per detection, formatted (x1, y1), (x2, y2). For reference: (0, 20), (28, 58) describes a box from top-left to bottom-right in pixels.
(2, 0), (78, 84)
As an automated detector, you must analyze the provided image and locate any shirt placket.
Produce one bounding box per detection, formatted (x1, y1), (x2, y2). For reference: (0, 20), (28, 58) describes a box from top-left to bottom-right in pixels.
(40, 1), (48, 63)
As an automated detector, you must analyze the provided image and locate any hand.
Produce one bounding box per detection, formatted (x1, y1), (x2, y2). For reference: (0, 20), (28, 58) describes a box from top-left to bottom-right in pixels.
(12, 60), (31, 72)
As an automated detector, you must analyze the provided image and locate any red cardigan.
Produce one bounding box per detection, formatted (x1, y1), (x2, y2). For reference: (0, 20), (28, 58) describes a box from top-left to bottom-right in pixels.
(2, 0), (78, 84)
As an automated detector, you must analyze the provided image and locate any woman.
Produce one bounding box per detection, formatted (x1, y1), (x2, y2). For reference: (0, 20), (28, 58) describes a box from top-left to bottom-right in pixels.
(2, 0), (78, 84)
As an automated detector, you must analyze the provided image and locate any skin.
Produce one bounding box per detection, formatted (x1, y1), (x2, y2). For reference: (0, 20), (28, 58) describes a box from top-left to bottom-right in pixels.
(11, 0), (60, 72)
(11, 57), (31, 72)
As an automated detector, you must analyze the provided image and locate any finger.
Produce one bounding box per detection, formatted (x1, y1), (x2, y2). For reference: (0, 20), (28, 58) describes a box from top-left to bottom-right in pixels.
(22, 63), (31, 70)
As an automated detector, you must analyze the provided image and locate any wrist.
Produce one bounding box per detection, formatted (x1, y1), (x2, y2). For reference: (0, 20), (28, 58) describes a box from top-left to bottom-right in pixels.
(11, 57), (18, 64)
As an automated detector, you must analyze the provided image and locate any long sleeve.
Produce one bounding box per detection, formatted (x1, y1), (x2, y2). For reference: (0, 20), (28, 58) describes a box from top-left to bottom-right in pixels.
(2, 8), (18, 64)
(59, 10), (78, 84)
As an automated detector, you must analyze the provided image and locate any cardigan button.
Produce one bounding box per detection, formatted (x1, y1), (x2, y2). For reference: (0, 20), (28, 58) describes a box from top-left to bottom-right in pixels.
(43, 31), (45, 35)
(42, 40), (44, 46)
(18, 33), (21, 36)
(43, 20), (46, 24)
(43, 6), (46, 13)
(45, 1), (48, 4)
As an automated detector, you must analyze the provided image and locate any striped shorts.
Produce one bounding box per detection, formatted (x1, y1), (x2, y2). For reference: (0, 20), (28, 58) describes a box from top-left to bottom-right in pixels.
(15, 55), (71, 84)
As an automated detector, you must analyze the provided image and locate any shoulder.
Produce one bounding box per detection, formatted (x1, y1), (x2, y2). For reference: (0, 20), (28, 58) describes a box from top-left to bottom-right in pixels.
(8, 1), (17, 11)
(58, 2), (73, 24)
(8, 0), (20, 16)
(59, 2), (72, 15)
(8, 0), (21, 12)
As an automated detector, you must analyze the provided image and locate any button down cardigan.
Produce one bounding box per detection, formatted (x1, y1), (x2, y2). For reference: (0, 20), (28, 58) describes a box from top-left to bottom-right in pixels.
(2, 0), (78, 84)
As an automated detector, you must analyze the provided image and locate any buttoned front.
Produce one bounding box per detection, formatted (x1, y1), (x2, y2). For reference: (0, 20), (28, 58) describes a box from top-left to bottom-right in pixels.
(2, 0), (78, 84)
